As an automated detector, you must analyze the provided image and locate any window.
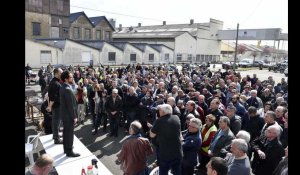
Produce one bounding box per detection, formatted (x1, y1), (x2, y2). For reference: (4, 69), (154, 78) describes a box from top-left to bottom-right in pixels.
(105, 31), (111, 40)
(209, 55), (212, 61)
(57, 0), (63, 12)
(212, 55), (216, 62)
(51, 27), (59, 38)
(188, 54), (192, 61)
(81, 52), (91, 62)
(165, 54), (169, 61)
(177, 54), (182, 61)
(32, 22), (41, 36)
(85, 29), (91, 39)
(108, 52), (116, 62)
(63, 28), (69, 33)
(40, 51), (51, 64)
(73, 27), (80, 39)
(205, 55), (209, 62)
(29, 0), (42, 8)
(196, 55), (200, 62)
(149, 54), (154, 62)
(201, 55), (205, 63)
(130, 54), (136, 62)
(96, 30), (101, 40)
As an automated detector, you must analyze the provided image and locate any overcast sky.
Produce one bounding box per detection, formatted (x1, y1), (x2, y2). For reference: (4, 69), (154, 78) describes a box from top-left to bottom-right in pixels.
(70, 0), (288, 49)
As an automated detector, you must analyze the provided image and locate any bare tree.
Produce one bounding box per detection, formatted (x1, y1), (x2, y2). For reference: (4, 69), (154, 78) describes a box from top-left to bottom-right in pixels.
(252, 51), (258, 65)
(263, 47), (271, 56)
(237, 45), (247, 54)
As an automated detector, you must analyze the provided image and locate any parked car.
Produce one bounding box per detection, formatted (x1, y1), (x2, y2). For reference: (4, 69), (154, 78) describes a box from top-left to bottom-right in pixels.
(253, 60), (264, 67)
(284, 68), (288, 77)
(239, 58), (253, 68)
(222, 61), (239, 69)
(53, 64), (66, 70)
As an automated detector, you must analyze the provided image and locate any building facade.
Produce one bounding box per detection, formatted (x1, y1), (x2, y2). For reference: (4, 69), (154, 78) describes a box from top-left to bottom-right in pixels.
(25, 0), (70, 39)
(113, 18), (223, 64)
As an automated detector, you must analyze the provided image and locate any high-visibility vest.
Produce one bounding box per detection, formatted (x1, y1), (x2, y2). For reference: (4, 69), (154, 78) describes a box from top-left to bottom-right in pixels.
(201, 124), (217, 153)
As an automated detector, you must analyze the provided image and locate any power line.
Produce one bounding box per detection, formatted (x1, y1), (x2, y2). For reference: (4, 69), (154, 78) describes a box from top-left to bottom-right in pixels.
(241, 0), (264, 25)
(71, 5), (165, 22)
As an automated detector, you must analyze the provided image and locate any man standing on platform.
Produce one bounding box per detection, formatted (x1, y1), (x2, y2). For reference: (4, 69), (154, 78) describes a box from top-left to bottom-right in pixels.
(46, 68), (63, 144)
(60, 71), (80, 157)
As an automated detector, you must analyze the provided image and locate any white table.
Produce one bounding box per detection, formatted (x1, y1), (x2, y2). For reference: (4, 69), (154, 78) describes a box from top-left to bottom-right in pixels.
(39, 134), (93, 167)
(39, 134), (113, 175)
(55, 155), (113, 175)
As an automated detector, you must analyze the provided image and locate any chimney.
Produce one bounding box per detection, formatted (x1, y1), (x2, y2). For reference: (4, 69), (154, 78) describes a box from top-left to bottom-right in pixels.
(163, 21), (166, 25)
(138, 23), (141, 27)
(190, 19), (194, 25)
(119, 24), (122, 31)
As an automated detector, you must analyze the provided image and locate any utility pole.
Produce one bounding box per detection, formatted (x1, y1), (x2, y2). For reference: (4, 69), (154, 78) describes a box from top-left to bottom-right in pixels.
(233, 23), (239, 71)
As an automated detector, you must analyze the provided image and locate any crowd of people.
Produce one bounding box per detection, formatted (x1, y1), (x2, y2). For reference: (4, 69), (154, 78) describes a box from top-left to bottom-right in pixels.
(26, 62), (288, 175)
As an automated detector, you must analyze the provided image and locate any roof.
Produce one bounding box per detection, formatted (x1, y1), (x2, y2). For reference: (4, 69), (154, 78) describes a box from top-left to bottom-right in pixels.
(70, 11), (93, 26)
(114, 23), (210, 37)
(130, 43), (148, 51)
(149, 44), (174, 51)
(89, 16), (115, 31)
(113, 31), (187, 39)
(107, 42), (127, 51)
(34, 38), (66, 49)
(75, 40), (106, 50)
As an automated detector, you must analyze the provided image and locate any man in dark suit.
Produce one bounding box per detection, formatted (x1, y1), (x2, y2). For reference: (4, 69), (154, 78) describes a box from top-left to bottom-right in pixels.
(60, 71), (80, 157)
(105, 88), (123, 137)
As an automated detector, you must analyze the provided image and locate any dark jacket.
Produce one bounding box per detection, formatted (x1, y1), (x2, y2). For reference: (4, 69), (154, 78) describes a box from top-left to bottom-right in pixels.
(242, 114), (265, 141)
(48, 77), (61, 108)
(229, 115), (242, 135)
(182, 130), (202, 167)
(59, 83), (78, 122)
(105, 95), (123, 117)
(209, 128), (235, 157)
(252, 138), (285, 175)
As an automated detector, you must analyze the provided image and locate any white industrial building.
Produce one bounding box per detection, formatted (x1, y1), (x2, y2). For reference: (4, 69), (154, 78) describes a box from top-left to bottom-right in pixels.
(25, 39), (63, 68)
(113, 18), (223, 63)
(26, 38), (100, 67)
(77, 40), (124, 65)
(108, 41), (144, 65)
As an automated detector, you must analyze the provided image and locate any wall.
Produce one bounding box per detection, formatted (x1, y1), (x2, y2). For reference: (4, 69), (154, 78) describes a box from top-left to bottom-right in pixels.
(63, 40), (100, 65)
(99, 43), (123, 65)
(25, 39), (62, 68)
(25, 11), (51, 39)
(93, 20), (114, 40)
(142, 46), (160, 65)
(123, 44), (143, 64)
(113, 38), (175, 49)
(160, 47), (174, 64)
(174, 32), (197, 62)
(69, 15), (93, 40)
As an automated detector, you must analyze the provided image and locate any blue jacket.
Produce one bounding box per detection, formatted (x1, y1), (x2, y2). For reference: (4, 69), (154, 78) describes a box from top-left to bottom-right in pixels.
(182, 130), (202, 167)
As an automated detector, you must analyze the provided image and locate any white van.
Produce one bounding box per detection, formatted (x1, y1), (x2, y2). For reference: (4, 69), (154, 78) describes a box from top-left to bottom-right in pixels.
(239, 58), (253, 68)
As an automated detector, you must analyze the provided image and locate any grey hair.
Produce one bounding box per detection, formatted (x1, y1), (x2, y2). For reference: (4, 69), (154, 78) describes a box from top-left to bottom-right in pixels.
(266, 111), (276, 120)
(130, 120), (142, 134)
(236, 130), (251, 143)
(158, 104), (173, 115)
(220, 116), (230, 126)
(190, 118), (202, 130)
(250, 90), (257, 94)
(168, 97), (176, 104)
(268, 125), (282, 137)
(232, 138), (248, 153)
